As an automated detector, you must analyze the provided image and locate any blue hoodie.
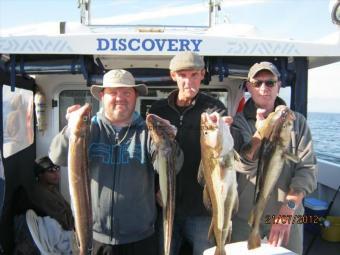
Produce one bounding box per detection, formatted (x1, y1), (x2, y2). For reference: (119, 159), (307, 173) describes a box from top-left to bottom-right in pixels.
(49, 111), (156, 245)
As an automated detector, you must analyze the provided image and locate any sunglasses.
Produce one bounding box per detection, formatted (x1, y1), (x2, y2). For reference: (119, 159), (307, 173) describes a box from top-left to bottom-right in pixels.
(250, 79), (277, 88)
(46, 166), (60, 172)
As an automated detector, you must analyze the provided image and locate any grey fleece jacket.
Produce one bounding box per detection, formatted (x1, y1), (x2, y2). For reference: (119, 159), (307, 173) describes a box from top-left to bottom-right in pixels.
(49, 111), (156, 245)
(231, 98), (317, 220)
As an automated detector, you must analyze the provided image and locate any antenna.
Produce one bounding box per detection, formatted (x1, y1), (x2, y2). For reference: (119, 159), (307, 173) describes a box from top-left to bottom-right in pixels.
(78, 0), (91, 25)
(208, 0), (222, 27)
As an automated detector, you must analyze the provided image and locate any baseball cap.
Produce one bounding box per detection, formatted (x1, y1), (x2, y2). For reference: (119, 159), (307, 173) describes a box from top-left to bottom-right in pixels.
(34, 156), (59, 176)
(248, 61), (281, 80)
(90, 69), (148, 100)
(169, 51), (204, 72)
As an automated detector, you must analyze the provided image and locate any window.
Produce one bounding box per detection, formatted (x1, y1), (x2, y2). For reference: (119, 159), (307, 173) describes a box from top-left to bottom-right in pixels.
(58, 90), (100, 131)
(2, 85), (34, 158)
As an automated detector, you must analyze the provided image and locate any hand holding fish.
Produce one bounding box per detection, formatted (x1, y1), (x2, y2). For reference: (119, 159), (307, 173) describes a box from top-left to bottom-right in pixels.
(206, 112), (233, 126)
(268, 205), (294, 247)
(66, 104), (92, 136)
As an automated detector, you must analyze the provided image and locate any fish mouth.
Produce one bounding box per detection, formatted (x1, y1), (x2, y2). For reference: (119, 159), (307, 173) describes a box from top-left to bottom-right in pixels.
(146, 114), (177, 140)
(276, 106), (296, 123)
(269, 106), (295, 139)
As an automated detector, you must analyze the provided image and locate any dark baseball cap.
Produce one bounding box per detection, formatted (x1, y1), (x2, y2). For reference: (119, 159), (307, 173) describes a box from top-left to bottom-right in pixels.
(34, 156), (59, 176)
(248, 61), (281, 80)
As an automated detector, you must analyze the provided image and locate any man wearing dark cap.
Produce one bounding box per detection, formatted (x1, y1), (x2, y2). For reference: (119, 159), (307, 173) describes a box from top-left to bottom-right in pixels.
(231, 61), (317, 254)
(31, 156), (74, 229)
(149, 51), (232, 255)
(12, 156), (74, 254)
(49, 69), (182, 255)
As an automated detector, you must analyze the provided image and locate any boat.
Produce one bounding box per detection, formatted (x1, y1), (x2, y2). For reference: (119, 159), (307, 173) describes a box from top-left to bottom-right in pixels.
(0, 1), (339, 254)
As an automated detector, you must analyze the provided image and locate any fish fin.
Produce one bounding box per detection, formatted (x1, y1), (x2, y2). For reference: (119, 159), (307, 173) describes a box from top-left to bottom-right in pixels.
(151, 149), (160, 173)
(233, 194), (239, 215)
(225, 221), (232, 243)
(197, 161), (205, 186)
(208, 219), (214, 241)
(233, 149), (241, 162)
(248, 230), (261, 250)
(284, 152), (300, 163)
(248, 208), (255, 227)
(203, 185), (212, 211)
(214, 247), (226, 255)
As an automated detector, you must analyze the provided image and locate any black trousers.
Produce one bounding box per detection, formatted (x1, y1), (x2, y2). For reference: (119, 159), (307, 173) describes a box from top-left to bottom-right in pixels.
(92, 234), (158, 255)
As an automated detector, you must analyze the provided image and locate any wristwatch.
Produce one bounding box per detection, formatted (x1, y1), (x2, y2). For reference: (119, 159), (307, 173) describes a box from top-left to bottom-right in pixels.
(286, 200), (297, 210)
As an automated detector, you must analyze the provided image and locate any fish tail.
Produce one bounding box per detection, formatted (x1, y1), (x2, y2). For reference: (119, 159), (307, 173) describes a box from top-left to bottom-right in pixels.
(247, 230), (261, 250)
(214, 246), (226, 255)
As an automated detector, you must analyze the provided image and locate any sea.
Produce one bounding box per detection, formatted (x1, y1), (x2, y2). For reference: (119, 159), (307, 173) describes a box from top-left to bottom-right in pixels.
(307, 112), (340, 165)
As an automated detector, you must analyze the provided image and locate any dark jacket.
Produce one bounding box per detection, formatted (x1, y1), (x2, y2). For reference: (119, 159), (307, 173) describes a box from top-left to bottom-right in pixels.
(49, 111), (156, 245)
(149, 90), (227, 217)
(13, 184), (74, 231)
(231, 97), (317, 220)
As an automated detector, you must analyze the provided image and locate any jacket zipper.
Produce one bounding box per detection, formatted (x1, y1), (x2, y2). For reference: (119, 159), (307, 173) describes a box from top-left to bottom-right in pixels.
(110, 132), (119, 241)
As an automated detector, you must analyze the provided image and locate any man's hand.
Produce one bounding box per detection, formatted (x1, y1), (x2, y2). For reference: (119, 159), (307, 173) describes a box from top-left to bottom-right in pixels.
(268, 204), (294, 247)
(222, 116), (233, 126)
(66, 104), (91, 136)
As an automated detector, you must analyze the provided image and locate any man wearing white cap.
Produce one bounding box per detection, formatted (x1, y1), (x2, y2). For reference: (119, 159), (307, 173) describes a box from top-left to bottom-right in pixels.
(231, 62), (317, 254)
(149, 51), (232, 255)
(49, 69), (161, 254)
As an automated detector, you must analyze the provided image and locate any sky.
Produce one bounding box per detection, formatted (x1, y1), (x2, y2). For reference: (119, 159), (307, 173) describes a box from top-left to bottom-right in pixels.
(0, 0), (339, 113)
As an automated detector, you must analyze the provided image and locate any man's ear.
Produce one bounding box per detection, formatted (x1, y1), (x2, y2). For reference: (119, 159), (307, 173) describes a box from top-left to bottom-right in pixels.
(277, 81), (282, 93)
(170, 71), (177, 81)
(200, 69), (205, 76)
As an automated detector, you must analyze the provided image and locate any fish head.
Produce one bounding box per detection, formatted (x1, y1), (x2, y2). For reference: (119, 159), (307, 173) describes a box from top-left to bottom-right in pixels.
(265, 105), (295, 142)
(255, 105), (295, 140)
(200, 112), (234, 157)
(146, 114), (177, 147)
(275, 105), (295, 142)
(69, 103), (91, 136)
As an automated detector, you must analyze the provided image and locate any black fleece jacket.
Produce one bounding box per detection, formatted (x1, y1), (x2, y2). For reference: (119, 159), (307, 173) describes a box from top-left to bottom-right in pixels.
(149, 90), (227, 217)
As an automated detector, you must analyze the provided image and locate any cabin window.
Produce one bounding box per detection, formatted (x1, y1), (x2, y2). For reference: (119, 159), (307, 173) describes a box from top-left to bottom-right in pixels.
(137, 87), (228, 119)
(58, 90), (100, 131)
(2, 85), (34, 158)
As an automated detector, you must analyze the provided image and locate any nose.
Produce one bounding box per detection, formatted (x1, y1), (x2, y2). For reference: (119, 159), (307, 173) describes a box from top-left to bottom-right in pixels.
(115, 91), (126, 100)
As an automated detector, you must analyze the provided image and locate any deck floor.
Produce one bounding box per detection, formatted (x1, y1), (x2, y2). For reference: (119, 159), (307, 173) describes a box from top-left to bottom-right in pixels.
(303, 229), (340, 255)
(177, 228), (340, 255)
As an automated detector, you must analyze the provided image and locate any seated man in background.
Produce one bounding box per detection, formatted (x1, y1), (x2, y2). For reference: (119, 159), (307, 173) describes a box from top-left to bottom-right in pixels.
(13, 156), (74, 254)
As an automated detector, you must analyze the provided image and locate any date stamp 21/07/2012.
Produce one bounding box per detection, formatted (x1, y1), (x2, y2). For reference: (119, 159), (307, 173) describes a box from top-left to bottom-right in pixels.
(264, 214), (321, 225)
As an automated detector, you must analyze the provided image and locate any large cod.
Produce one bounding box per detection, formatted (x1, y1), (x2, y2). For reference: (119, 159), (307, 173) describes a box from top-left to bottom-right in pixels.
(199, 112), (239, 255)
(146, 113), (179, 255)
(247, 105), (298, 250)
(68, 103), (93, 255)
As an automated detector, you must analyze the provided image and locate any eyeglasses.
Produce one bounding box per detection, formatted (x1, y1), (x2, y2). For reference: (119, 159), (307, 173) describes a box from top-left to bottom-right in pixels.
(46, 166), (60, 172)
(250, 79), (277, 88)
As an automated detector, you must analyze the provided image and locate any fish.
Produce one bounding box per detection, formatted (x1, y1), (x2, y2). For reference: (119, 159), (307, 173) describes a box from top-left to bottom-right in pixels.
(247, 105), (299, 250)
(34, 88), (47, 133)
(146, 113), (178, 255)
(198, 112), (239, 255)
(68, 103), (93, 255)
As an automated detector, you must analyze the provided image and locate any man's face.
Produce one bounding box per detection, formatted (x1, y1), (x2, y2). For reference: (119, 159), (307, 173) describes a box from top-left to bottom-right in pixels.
(246, 70), (281, 110)
(171, 69), (205, 101)
(100, 87), (137, 124)
(39, 166), (60, 186)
